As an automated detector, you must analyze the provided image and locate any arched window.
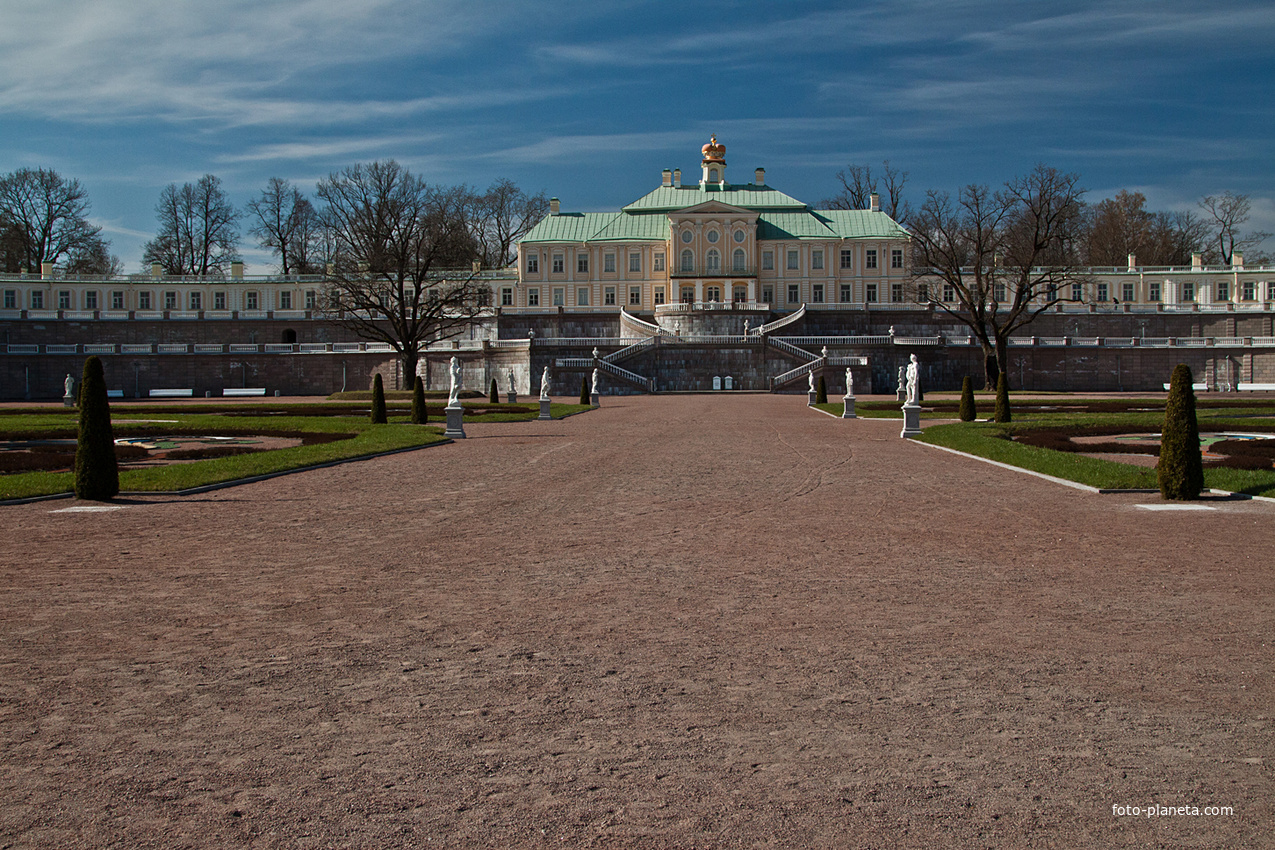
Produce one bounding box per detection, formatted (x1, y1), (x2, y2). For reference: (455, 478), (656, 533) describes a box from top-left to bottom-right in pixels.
(681, 249), (694, 272)
(706, 249), (720, 271)
(733, 248), (746, 272)
(709, 168), (719, 182)
(706, 286), (721, 301)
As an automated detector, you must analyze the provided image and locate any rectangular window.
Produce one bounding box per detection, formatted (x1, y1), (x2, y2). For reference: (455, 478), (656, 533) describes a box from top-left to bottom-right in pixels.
(762, 251), (774, 271)
(866, 249), (877, 269)
(164, 291), (177, 310)
(629, 286), (641, 306)
(1182, 282), (1195, 302)
(214, 291), (227, 310)
(604, 253), (616, 273)
(84, 291), (98, 310)
(787, 250), (799, 270)
(917, 283), (929, 302)
(112, 291), (125, 310)
(840, 249), (853, 270)
(246, 291), (258, 310)
(305, 290), (316, 309)
(1071, 283), (1084, 302)
(577, 254), (589, 274)
(279, 291), (292, 309)
(629, 252), (641, 273)
(501, 287), (513, 306)
(681, 286), (694, 304)
(1217, 281), (1230, 301)
(994, 283), (1007, 302)
(604, 286), (616, 306)
(891, 283), (903, 303)
(866, 284), (877, 303)
(840, 284), (852, 303)
(1122, 282), (1135, 303)
(189, 291), (202, 310)
(526, 254), (539, 274)
(1096, 283), (1108, 302)
(576, 287), (589, 306)
(812, 250), (824, 270)
(4, 289), (16, 309)
(654, 287), (665, 305)
(552, 254), (564, 274)
(787, 284), (799, 303)
(1242, 281), (1255, 301)
(31, 290), (43, 309)
(552, 287), (564, 306)
(812, 283), (824, 303)
(527, 287), (539, 307)
(943, 284), (955, 302)
(138, 291), (150, 310)
(891, 249), (903, 269)
(1149, 282), (1161, 302)
(653, 253), (664, 272)
(1267, 282), (1275, 300)
(58, 290), (72, 309)
(762, 285), (774, 304)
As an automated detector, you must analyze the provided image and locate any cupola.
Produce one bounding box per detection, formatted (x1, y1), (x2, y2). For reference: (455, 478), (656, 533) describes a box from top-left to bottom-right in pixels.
(701, 134), (726, 188)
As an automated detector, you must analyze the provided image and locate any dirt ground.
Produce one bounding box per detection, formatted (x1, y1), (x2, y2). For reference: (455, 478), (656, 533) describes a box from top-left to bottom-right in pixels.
(1, 394), (1272, 848)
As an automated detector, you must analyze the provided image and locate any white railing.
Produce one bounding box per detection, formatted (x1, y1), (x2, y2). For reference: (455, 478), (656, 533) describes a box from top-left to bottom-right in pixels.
(598, 360), (654, 391)
(121, 344), (152, 354)
(7, 344), (38, 354)
(489, 339), (531, 349)
(194, 344), (224, 353)
(46, 344), (78, 354)
(555, 358), (593, 367)
(299, 343), (329, 353)
(752, 304), (805, 335)
(767, 336), (818, 361)
(828, 355), (869, 366)
(64, 311), (95, 320)
(782, 335), (892, 346)
(604, 335), (659, 363)
(84, 344), (116, 354)
(771, 361), (820, 389)
(229, 343), (259, 353)
(157, 344), (189, 354)
(893, 336), (943, 346)
(619, 307), (666, 338)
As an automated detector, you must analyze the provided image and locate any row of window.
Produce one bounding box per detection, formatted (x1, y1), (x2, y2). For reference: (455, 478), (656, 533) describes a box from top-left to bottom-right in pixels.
(1, 289), (319, 311)
(525, 246), (906, 276)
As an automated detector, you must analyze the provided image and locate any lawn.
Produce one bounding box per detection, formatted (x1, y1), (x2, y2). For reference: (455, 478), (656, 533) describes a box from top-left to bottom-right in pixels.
(0, 400), (593, 501)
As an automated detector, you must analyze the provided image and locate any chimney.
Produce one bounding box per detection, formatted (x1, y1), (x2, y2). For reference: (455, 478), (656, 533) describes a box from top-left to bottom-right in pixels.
(755, 168), (765, 186)
(231, 261), (244, 279)
(1127, 253), (1137, 271)
(1232, 251), (1244, 269)
(40, 262), (53, 279)
(673, 169), (681, 188)
(1191, 252), (1203, 270)
(869, 193), (880, 212)
(662, 169), (672, 187)
(151, 262), (163, 279)
(549, 197), (560, 215)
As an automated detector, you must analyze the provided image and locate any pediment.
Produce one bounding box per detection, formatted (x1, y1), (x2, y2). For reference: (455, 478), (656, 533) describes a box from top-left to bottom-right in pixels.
(668, 199), (758, 221)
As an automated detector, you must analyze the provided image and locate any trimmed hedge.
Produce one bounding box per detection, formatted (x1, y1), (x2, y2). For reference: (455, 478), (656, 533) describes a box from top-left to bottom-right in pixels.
(958, 376), (976, 421)
(73, 356), (119, 500)
(994, 373), (1011, 423)
(1158, 363), (1204, 500)
(411, 375), (427, 424)
(370, 374), (388, 424)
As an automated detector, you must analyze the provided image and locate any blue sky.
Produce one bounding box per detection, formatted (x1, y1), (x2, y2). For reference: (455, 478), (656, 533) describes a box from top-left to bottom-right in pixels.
(2, 0), (1273, 272)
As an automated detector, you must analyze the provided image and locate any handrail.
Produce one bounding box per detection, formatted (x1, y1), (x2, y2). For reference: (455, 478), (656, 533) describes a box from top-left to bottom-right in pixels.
(598, 359), (654, 392)
(752, 304), (805, 336)
(770, 360), (820, 390)
(603, 335), (659, 363)
(767, 336), (819, 361)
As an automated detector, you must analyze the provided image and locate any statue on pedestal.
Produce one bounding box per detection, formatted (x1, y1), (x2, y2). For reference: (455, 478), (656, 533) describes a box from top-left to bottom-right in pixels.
(591, 368), (600, 395)
(808, 372), (816, 393)
(540, 366), (551, 401)
(507, 367), (516, 394)
(64, 374), (75, 398)
(844, 368), (854, 397)
(447, 356), (461, 407)
(905, 354), (920, 405)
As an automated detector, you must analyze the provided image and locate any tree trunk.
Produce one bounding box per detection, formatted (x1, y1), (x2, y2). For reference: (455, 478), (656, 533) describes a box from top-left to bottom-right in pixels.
(982, 348), (999, 391)
(995, 337), (1011, 391)
(401, 349), (420, 392)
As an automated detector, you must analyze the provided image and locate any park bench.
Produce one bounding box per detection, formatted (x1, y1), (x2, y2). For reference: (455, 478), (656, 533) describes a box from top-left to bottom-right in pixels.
(106, 389), (124, 399)
(149, 388), (193, 398)
(1162, 382), (1208, 391)
(1237, 383), (1275, 391)
(223, 387), (267, 397)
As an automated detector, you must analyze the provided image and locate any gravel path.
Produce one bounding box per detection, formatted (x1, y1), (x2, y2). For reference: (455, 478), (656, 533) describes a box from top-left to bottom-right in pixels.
(1, 394), (1271, 848)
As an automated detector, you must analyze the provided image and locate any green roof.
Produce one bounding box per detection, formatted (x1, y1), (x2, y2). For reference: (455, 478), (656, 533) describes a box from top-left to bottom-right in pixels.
(817, 209), (911, 240)
(622, 183), (807, 212)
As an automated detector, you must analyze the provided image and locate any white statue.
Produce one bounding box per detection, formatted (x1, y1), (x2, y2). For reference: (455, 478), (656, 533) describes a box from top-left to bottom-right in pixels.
(540, 366), (551, 401)
(888, 325), (896, 337)
(845, 368), (854, 397)
(591, 368), (600, 395)
(64, 374), (75, 398)
(808, 372), (816, 393)
(897, 365), (906, 392)
(821, 346), (828, 360)
(592, 347), (599, 360)
(905, 353), (920, 405)
(507, 367), (516, 394)
(743, 319), (751, 335)
(447, 356), (461, 407)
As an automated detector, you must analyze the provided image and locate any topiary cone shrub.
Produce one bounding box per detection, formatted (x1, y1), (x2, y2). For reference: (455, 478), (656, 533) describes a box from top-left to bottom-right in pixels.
(816, 375), (827, 404)
(580, 376), (590, 405)
(994, 373), (1011, 423)
(370, 373), (388, 424)
(959, 376), (977, 421)
(1158, 363), (1204, 500)
(411, 375), (427, 424)
(74, 355), (119, 500)
(489, 377), (499, 404)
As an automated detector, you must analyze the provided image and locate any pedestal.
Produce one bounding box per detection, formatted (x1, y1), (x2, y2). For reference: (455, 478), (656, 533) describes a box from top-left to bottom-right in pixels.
(896, 388), (907, 402)
(62, 394), (75, 408)
(443, 405), (466, 439)
(900, 403), (922, 438)
(842, 395), (856, 419)
(538, 399), (553, 420)
(590, 392), (599, 407)
(506, 392), (517, 404)
(807, 391), (817, 406)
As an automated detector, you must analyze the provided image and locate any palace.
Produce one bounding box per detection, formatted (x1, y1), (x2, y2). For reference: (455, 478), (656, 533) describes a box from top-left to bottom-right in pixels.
(2, 136), (1275, 398)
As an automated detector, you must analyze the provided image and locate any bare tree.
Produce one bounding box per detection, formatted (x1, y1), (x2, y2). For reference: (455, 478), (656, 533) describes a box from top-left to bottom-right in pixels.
(1083, 190), (1209, 267)
(246, 178), (322, 275)
(316, 160), (488, 381)
(0, 167), (109, 272)
(822, 160), (911, 220)
(1199, 191), (1270, 265)
(142, 174), (241, 275)
(471, 178), (548, 269)
(910, 165), (1088, 388)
